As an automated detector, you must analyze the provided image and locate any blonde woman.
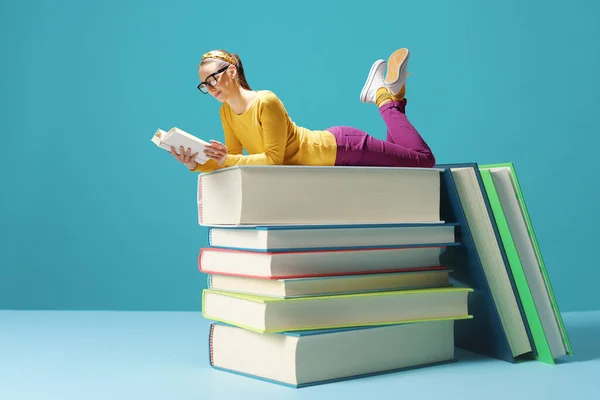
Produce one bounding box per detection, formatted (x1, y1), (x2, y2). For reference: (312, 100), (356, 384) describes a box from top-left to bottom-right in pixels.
(171, 48), (435, 172)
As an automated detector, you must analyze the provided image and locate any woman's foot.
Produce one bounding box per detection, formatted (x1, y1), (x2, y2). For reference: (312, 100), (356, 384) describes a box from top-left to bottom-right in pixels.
(384, 48), (410, 96)
(393, 84), (406, 102)
(375, 87), (393, 107)
(360, 59), (387, 104)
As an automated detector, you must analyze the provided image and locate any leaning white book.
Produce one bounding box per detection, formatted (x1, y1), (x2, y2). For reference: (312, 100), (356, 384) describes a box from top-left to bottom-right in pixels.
(151, 127), (210, 164)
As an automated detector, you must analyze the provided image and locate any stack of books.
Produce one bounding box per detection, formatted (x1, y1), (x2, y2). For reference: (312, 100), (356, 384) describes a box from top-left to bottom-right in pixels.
(196, 165), (473, 387)
(150, 129), (573, 379)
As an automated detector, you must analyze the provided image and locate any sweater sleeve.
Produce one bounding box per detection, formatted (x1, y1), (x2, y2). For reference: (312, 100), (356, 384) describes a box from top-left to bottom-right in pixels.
(223, 94), (287, 167)
(192, 107), (245, 173)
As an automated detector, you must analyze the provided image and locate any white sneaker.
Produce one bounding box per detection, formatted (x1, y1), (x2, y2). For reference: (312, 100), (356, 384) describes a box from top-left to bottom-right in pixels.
(360, 59), (386, 104)
(384, 48), (410, 95)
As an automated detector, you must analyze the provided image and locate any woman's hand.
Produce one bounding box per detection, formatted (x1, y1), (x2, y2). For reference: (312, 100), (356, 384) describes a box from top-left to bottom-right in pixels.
(204, 140), (228, 166)
(170, 146), (198, 170)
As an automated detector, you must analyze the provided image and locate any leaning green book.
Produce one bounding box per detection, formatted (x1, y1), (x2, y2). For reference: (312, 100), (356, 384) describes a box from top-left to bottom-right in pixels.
(479, 168), (553, 364)
(480, 163), (573, 362)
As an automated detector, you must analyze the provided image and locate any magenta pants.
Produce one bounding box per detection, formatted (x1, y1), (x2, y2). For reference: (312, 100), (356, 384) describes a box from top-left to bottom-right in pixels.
(328, 99), (436, 168)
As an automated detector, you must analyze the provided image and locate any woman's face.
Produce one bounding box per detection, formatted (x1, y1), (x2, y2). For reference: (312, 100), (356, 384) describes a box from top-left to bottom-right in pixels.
(198, 62), (236, 102)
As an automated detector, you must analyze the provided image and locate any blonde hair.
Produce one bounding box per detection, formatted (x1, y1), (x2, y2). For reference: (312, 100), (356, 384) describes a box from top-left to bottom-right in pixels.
(200, 49), (251, 90)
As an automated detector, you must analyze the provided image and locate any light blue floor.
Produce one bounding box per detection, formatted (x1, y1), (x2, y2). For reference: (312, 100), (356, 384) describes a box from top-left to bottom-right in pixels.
(0, 310), (598, 400)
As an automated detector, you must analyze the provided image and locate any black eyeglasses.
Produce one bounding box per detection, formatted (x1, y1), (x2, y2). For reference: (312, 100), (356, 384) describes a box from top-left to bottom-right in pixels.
(197, 66), (229, 94)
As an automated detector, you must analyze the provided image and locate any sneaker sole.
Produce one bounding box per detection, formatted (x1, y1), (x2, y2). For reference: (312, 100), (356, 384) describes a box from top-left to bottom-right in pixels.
(385, 48), (410, 87)
(360, 59), (385, 103)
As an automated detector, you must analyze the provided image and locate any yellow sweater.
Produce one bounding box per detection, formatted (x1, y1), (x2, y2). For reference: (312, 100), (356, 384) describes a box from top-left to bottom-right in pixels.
(193, 91), (338, 173)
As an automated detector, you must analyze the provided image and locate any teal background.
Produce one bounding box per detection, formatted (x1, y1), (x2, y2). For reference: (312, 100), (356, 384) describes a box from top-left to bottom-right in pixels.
(1, 0), (598, 312)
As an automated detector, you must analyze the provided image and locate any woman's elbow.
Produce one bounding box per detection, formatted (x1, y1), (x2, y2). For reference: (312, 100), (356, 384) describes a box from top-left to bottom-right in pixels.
(265, 153), (285, 165)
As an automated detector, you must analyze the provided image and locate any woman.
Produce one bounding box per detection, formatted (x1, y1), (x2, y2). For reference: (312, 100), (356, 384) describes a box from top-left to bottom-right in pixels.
(170, 48), (435, 172)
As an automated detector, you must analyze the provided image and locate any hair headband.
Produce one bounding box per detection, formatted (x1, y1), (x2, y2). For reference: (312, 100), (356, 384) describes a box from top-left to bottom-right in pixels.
(201, 51), (236, 65)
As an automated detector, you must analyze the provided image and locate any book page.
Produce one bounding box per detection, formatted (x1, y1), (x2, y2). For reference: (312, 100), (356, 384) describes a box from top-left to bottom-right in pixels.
(153, 127), (210, 164)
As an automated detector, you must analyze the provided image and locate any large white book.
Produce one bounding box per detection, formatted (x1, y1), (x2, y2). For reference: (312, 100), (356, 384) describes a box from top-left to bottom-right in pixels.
(197, 166), (442, 226)
(209, 320), (457, 388)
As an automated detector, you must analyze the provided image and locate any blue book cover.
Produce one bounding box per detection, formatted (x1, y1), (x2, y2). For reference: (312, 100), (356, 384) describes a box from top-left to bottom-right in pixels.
(206, 222), (457, 230)
(435, 163), (536, 362)
(207, 222), (459, 253)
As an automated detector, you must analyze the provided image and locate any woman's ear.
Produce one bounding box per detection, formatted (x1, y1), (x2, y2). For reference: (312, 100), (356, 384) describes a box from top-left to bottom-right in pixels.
(227, 64), (237, 79)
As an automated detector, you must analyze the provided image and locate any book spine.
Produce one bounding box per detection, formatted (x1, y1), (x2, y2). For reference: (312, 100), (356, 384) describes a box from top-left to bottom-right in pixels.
(198, 250), (205, 273)
(208, 323), (215, 366)
(207, 274), (213, 288)
(208, 227), (212, 246)
(198, 175), (204, 225)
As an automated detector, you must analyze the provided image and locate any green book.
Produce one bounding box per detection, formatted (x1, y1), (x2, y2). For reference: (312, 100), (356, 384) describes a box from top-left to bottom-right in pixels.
(478, 169), (554, 364)
(202, 287), (473, 333)
(479, 163), (573, 362)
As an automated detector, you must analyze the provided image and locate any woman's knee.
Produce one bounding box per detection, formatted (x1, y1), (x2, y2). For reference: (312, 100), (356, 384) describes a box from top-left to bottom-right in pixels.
(420, 152), (436, 168)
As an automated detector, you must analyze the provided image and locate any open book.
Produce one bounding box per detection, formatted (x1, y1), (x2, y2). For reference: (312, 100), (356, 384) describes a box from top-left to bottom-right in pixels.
(151, 127), (210, 164)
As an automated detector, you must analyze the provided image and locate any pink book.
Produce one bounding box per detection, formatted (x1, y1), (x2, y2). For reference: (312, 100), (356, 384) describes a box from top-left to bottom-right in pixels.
(198, 245), (448, 279)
